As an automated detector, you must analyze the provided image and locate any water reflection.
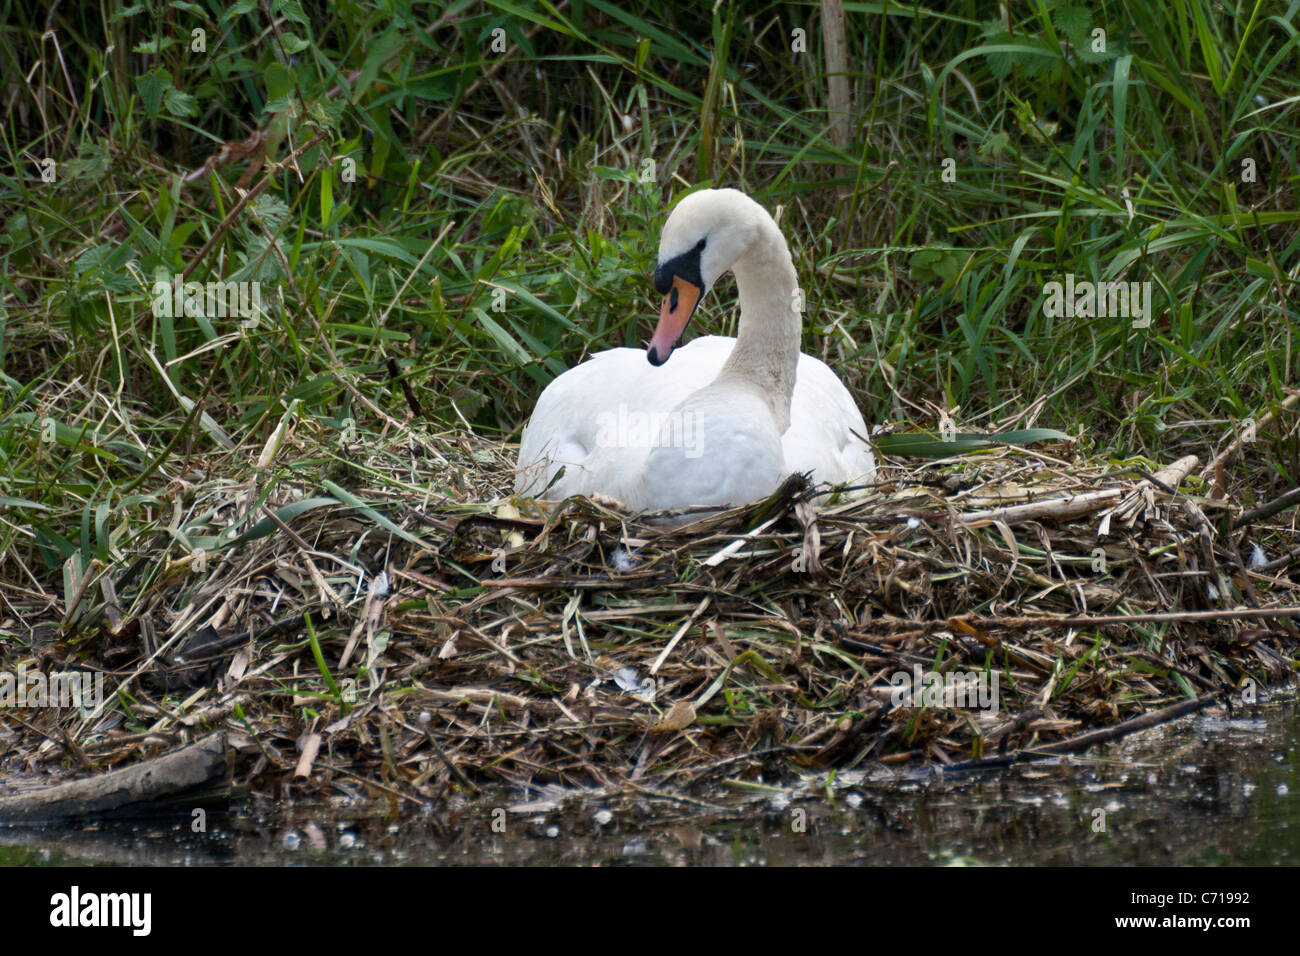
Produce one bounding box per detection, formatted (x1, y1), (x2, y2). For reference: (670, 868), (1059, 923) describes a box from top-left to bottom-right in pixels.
(2, 689), (1296, 866)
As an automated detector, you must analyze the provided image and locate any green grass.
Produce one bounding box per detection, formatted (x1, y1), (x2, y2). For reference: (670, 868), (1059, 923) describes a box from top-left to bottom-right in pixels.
(2, 0), (1300, 589)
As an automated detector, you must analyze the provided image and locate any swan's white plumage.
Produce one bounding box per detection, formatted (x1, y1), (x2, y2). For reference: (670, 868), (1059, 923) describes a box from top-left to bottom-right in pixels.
(514, 189), (875, 514)
(515, 336), (873, 507)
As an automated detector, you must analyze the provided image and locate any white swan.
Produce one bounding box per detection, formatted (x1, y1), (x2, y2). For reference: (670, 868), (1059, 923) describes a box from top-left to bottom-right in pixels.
(514, 187), (875, 513)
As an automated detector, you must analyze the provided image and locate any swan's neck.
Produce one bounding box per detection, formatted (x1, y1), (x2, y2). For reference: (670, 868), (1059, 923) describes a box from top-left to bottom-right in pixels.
(714, 219), (800, 434)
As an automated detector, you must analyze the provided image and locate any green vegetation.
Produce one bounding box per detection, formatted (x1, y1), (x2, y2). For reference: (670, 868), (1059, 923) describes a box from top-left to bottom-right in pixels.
(2, 0), (1299, 585)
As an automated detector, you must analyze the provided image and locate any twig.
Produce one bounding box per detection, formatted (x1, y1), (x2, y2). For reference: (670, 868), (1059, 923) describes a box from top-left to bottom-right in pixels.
(1232, 486), (1300, 530)
(1202, 391), (1300, 490)
(944, 692), (1220, 772)
(650, 595), (712, 676)
(947, 606), (1300, 632)
(958, 488), (1122, 525)
(387, 356), (424, 418)
(182, 129), (328, 281)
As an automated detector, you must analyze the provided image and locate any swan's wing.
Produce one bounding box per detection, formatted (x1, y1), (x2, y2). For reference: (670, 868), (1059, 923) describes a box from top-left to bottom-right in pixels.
(515, 337), (738, 499)
(784, 353), (876, 488)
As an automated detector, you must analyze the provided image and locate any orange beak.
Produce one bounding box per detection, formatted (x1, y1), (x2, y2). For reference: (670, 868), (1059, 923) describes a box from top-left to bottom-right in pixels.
(648, 275), (702, 366)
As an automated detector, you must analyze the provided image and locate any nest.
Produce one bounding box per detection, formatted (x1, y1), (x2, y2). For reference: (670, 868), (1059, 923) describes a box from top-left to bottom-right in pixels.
(2, 438), (1299, 811)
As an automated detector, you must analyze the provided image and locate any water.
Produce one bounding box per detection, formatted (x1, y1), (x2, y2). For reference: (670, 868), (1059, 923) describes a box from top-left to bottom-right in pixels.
(3, 689), (1297, 866)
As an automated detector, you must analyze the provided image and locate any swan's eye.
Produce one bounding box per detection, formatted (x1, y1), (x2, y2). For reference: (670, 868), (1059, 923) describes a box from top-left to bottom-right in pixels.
(695, 238), (706, 252)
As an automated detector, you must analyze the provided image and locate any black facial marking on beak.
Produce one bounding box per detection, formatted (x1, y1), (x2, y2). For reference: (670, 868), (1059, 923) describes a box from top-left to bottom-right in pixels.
(654, 236), (707, 295)
(668, 286), (678, 312)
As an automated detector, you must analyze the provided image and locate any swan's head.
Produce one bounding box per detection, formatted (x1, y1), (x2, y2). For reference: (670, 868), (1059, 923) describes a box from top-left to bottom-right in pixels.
(648, 188), (765, 365)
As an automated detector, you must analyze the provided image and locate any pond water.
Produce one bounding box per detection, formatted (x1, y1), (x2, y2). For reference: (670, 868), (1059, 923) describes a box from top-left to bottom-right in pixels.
(2, 688), (1297, 866)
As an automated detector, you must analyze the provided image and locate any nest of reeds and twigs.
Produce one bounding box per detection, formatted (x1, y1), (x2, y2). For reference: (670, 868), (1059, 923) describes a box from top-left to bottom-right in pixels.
(3, 435), (1300, 814)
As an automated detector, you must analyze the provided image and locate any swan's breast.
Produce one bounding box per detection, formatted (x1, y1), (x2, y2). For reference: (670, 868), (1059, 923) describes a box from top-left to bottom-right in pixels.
(640, 384), (784, 509)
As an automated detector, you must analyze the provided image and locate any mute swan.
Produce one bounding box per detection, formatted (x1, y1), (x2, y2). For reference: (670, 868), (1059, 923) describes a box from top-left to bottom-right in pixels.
(514, 187), (875, 513)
